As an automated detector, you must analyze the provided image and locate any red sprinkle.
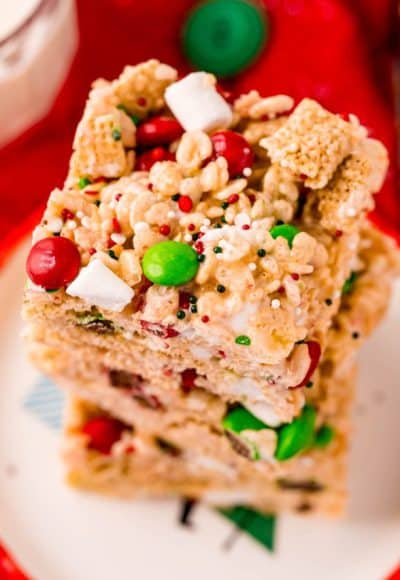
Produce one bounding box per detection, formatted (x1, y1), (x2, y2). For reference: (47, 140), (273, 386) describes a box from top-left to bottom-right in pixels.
(335, 229), (343, 237)
(217, 350), (226, 358)
(125, 444), (136, 454)
(137, 96), (147, 107)
(178, 195), (193, 213)
(179, 292), (191, 310)
(188, 223), (196, 232)
(115, 193), (122, 202)
(242, 224), (250, 230)
(107, 238), (115, 248)
(299, 173), (308, 180)
(61, 208), (74, 221)
(163, 367), (173, 377)
(247, 193), (256, 204)
(278, 285), (285, 294)
(227, 194), (239, 204)
(26, 237), (81, 289)
(291, 273), (300, 281)
(83, 190), (99, 196)
(194, 241), (204, 254)
(159, 224), (171, 236)
(88, 247), (97, 255)
(201, 315), (210, 323)
(93, 176), (107, 184)
(82, 416), (126, 454)
(112, 217), (121, 233)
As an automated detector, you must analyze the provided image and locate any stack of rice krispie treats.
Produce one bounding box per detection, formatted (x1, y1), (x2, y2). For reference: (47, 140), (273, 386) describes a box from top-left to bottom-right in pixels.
(23, 60), (398, 516)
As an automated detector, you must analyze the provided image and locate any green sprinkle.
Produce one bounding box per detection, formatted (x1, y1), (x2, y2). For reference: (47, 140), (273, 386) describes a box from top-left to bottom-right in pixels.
(305, 381), (314, 389)
(325, 298), (333, 306)
(108, 250), (118, 260)
(192, 233), (200, 241)
(257, 248), (266, 257)
(270, 224), (300, 248)
(216, 284), (226, 293)
(213, 246), (223, 254)
(142, 241), (199, 286)
(176, 310), (186, 319)
(314, 425), (335, 448)
(45, 288), (59, 293)
(94, 200), (101, 207)
(222, 405), (270, 433)
(197, 254), (206, 262)
(275, 405), (316, 461)
(235, 335), (251, 346)
(342, 271), (358, 295)
(78, 177), (91, 189)
(189, 295), (197, 304)
(171, 193), (181, 201)
(221, 215), (227, 223)
(190, 305), (198, 313)
(221, 201), (229, 209)
(130, 114), (140, 125)
(213, 223), (222, 228)
(112, 128), (122, 141)
(352, 331), (360, 340)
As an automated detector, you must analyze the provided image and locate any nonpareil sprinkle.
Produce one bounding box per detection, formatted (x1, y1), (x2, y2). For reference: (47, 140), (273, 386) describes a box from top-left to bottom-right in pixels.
(176, 310), (186, 320)
(257, 248), (266, 257)
(213, 246), (223, 254)
(221, 201), (229, 210)
(78, 177), (91, 189)
(112, 128), (122, 141)
(235, 335), (251, 346)
(216, 284), (226, 293)
(108, 250), (118, 260)
(197, 254), (206, 262)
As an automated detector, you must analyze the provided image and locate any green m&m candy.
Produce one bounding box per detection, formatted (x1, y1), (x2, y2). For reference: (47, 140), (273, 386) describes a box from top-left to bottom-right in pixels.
(222, 405), (270, 434)
(142, 241), (199, 286)
(275, 405), (316, 461)
(270, 224), (300, 248)
(182, 0), (267, 78)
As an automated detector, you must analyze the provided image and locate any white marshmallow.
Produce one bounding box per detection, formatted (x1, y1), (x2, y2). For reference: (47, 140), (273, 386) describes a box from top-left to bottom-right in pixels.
(66, 260), (134, 312)
(165, 72), (232, 132)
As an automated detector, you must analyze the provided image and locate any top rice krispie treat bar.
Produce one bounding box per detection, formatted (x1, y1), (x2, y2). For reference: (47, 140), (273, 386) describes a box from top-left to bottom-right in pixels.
(24, 59), (388, 381)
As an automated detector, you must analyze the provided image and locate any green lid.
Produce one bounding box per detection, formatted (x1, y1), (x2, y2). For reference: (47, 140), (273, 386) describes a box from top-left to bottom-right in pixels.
(182, 0), (267, 78)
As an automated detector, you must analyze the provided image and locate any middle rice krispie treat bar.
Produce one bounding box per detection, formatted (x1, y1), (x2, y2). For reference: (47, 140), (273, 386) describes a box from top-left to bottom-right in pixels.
(23, 60), (391, 430)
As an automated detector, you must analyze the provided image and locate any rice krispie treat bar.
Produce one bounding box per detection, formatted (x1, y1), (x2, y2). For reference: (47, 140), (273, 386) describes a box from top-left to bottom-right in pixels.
(26, 223), (398, 434)
(23, 60), (390, 425)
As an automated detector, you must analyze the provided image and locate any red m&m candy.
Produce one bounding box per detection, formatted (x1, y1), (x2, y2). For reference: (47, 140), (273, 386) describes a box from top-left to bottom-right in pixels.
(26, 236), (81, 289)
(135, 147), (175, 171)
(82, 416), (126, 454)
(211, 130), (253, 177)
(136, 116), (183, 147)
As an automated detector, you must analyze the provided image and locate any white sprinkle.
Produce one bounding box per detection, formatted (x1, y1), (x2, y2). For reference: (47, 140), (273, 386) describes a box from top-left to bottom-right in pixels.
(155, 63), (176, 81)
(184, 234), (192, 242)
(81, 217), (92, 228)
(287, 142), (299, 153)
(248, 262), (256, 271)
(167, 211), (176, 219)
(46, 217), (63, 233)
(123, 331), (133, 340)
(109, 201), (117, 210)
(76, 211), (84, 219)
(333, 290), (341, 299)
(271, 299), (281, 309)
(111, 233), (127, 245)
(216, 253), (223, 260)
(346, 207), (357, 217)
(199, 225), (208, 233)
(202, 218), (211, 226)
(66, 220), (77, 230)
(242, 167), (252, 177)
(134, 221), (150, 232)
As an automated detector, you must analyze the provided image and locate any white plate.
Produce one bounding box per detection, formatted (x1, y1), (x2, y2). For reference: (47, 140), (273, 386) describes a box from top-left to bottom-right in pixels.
(0, 240), (399, 580)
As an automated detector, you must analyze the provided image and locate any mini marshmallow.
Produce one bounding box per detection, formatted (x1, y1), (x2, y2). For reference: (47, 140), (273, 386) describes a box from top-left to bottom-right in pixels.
(66, 259), (134, 312)
(165, 72), (232, 132)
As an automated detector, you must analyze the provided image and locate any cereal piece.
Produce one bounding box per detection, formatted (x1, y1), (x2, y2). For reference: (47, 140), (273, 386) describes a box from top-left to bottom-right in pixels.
(260, 99), (358, 189)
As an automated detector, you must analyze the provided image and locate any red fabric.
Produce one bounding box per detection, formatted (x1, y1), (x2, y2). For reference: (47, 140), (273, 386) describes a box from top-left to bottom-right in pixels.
(0, 0), (398, 270)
